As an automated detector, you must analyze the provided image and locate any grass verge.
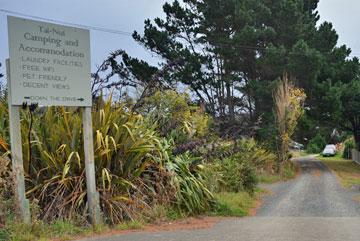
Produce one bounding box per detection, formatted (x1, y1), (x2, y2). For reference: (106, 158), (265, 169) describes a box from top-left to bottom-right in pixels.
(211, 189), (264, 217)
(2, 190), (266, 240)
(0, 219), (100, 241)
(318, 154), (360, 189)
(257, 162), (299, 184)
(2, 190), (263, 241)
(291, 150), (309, 158)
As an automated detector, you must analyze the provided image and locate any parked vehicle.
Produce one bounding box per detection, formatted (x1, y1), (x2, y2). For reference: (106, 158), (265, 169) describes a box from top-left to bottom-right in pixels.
(322, 144), (337, 157)
(290, 141), (304, 150)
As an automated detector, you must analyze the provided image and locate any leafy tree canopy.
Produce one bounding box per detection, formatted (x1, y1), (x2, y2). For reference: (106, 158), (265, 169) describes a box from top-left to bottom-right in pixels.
(94, 0), (359, 141)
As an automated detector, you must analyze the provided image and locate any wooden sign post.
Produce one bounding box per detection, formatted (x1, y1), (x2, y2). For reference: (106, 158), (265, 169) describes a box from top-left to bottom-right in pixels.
(7, 16), (101, 225)
(82, 107), (101, 224)
(6, 58), (31, 223)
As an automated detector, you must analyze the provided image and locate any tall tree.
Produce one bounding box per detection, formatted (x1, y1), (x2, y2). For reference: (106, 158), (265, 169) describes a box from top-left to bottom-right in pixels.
(330, 77), (360, 150)
(94, 0), (356, 140)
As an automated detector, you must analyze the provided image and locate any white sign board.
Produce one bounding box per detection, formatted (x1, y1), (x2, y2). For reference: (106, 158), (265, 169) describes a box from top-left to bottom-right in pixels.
(7, 16), (92, 106)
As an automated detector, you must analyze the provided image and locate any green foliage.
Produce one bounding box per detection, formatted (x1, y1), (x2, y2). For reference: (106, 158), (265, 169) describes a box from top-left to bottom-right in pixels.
(282, 162), (297, 180)
(235, 139), (277, 170)
(337, 79), (360, 150)
(0, 156), (11, 228)
(167, 153), (215, 215)
(2, 219), (92, 241)
(140, 90), (210, 144)
(257, 161), (297, 184)
(116, 220), (144, 231)
(212, 190), (262, 217)
(201, 138), (276, 193)
(140, 90), (191, 136)
(0, 98), (176, 224)
(342, 138), (355, 159)
(96, 0), (355, 140)
(219, 155), (258, 194)
(0, 95), (219, 227)
(306, 133), (326, 154)
(197, 138), (276, 170)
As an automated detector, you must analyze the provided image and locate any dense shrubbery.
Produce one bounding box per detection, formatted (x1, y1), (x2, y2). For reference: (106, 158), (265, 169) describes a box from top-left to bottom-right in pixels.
(0, 91), (278, 229)
(220, 155), (257, 193)
(306, 133), (326, 154)
(201, 139), (276, 194)
(167, 153), (214, 214)
(0, 157), (11, 227)
(139, 90), (210, 145)
(0, 98), (179, 225)
(342, 138), (355, 159)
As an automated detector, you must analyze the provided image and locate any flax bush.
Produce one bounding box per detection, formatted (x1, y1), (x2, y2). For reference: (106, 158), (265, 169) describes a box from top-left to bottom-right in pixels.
(0, 96), (216, 225)
(0, 156), (11, 227)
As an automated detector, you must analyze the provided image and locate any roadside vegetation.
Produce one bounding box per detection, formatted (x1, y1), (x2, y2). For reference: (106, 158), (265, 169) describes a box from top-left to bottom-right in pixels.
(0, 90), (297, 241)
(318, 153), (360, 189)
(213, 190), (264, 217)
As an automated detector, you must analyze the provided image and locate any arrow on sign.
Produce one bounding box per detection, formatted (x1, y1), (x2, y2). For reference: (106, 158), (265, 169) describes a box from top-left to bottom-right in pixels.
(77, 98), (85, 101)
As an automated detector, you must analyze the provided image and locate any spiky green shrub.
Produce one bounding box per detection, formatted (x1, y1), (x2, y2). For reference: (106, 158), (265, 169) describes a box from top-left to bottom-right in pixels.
(0, 96), (219, 224)
(0, 97), (176, 224)
(166, 153), (214, 214)
(27, 100), (176, 224)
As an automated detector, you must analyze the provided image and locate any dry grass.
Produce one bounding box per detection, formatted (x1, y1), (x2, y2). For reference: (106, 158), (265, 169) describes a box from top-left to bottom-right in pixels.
(257, 161), (299, 184)
(318, 155), (360, 189)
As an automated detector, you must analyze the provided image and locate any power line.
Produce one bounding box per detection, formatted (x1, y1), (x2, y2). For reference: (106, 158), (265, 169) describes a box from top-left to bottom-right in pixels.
(0, 8), (133, 36)
(1, 8), (359, 58)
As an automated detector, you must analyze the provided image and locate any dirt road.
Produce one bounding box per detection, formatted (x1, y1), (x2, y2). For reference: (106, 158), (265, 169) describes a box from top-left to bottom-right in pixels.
(83, 156), (360, 241)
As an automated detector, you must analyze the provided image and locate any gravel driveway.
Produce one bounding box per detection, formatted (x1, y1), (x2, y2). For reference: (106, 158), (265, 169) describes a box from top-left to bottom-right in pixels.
(82, 156), (360, 241)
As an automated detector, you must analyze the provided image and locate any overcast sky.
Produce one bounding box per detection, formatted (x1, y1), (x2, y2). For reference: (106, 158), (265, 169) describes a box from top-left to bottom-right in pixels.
(1, 0), (359, 77)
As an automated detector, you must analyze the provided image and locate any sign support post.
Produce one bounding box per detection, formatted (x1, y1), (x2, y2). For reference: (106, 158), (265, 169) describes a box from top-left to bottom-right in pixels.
(6, 58), (31, 223)
(82, 106), (101, 225)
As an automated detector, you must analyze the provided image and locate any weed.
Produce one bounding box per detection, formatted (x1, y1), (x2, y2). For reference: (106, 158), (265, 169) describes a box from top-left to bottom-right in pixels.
(211, 190), (262, 217)
(116, 220), (144, 231)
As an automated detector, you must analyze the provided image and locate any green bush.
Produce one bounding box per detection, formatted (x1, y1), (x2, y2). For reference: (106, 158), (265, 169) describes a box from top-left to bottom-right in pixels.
(213, 192), (257, 217)
(220, 154), (258, 194)
(139, 90), (210, 144)
(306, 133), (326, 154)
(235, 139), (276, 171)
(201, 139), (275, 194)
(166, 153), (215, 215)
(0, 157), (11, 228)
(342, 138), (355, 159)
(0, 98), (177, 225)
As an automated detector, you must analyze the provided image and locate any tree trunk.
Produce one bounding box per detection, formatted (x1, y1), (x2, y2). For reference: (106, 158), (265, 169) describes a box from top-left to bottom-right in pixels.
(226, 82), (235, 122)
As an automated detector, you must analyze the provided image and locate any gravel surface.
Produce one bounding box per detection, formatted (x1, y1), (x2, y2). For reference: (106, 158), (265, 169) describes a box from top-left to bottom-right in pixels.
(256, 156), (360, 217)
(82, 156), (360, 241)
